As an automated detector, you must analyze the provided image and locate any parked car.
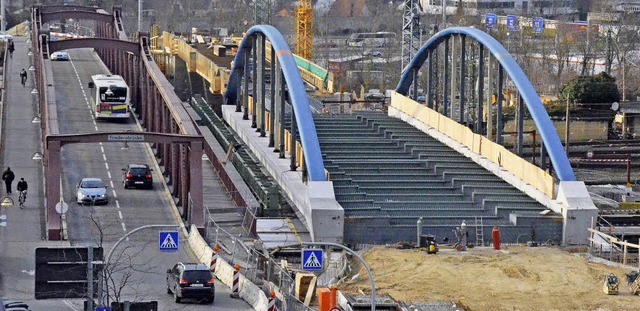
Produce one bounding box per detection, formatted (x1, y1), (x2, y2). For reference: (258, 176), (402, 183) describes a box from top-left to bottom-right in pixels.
(76, 178), (109, 205)
(0, 300), (30, 311)
(122, 164), (153, 189)
(50, 51), (70, 61)
(166, 262), (215, 304)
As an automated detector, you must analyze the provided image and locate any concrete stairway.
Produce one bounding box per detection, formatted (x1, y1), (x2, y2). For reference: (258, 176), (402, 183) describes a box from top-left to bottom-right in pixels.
(314, 112), (562, 245)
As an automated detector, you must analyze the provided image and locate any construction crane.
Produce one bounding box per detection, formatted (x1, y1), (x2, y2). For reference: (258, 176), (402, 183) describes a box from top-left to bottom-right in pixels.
(253, 0), (271, 25)
(294, 0), (313, 59)
(402, 0), (422, 97)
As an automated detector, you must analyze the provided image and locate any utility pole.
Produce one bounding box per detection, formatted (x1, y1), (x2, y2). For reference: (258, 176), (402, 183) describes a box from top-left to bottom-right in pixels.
(1, 0), (5, 33)
(565, 96), (570, 154)
(87, 246), (94, 311)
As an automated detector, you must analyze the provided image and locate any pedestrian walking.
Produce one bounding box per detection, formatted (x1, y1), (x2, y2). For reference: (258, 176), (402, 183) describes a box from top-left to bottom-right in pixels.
(8, 41), (15, 58)
(2, 167), (15, 194)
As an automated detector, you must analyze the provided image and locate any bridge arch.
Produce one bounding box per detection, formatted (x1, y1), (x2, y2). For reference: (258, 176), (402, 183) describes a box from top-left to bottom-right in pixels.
(396, 27), (576, 182)
(224, 25), (326, 182)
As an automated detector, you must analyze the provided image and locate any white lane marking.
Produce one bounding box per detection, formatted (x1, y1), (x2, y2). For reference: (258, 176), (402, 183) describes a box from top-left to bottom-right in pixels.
(109, 180), (114, 188)
(122, 223), (127, 232)
(105, 162), (109, 170)
(102, 154), (107, 161)
(116, 200), (120, 209)
(94, 125), (99, 131)
(100, 146), (105, 153)
(111, 189), (117, 198)
(107, 171), (111, 179)
(118, 210), (123, 219)
(99, 142), (103, 146)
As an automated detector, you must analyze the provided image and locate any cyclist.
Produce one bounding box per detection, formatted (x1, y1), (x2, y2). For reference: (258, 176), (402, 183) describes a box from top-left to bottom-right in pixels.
(17, 177), (28, 206)
(20, 68), (27, 87)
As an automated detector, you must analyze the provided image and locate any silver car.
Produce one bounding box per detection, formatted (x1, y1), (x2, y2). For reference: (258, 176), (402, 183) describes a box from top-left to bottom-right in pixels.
(51, 51), (70, 61)
(76, 178), (109, 205)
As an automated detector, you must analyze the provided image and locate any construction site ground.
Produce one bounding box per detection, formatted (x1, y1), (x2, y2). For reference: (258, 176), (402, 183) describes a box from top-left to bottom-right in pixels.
(337, 245), (639, 311)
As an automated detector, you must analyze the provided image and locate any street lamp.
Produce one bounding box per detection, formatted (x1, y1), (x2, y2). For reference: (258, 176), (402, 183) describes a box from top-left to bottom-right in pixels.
(138, 0), (142, 34)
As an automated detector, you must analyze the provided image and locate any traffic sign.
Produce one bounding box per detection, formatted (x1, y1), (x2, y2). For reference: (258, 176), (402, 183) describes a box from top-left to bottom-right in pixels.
(1, 196), (14, 207)
(506, 15), (518, 32)
(159, 231), (179, 251)
(532, 17), (544, 33)
(55, 202), (69, 214)
(301, 249), (323, 271)
(485, 13), (497, 28)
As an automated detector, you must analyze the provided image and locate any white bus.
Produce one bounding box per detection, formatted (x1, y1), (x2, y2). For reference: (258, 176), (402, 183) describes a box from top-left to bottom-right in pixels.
(87, 74), (131, 120)
(346, 32), (396, 47)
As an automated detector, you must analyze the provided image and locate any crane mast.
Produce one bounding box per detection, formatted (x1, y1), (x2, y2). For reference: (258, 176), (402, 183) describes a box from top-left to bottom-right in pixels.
(294, 0), (313, 59)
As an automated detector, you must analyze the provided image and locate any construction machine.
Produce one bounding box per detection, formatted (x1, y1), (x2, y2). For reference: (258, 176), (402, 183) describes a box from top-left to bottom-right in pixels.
(602, 273), (619, 295)
(627, 270), (640, 295)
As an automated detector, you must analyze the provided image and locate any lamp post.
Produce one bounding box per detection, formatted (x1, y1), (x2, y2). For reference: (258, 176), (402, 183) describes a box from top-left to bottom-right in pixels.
(138, 0), (142, 34)
(101, 224), (180, 307)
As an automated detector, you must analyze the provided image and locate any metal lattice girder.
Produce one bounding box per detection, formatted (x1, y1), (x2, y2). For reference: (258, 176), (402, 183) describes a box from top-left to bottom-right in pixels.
(294, 0), (313, 59)
(253, 0), (271, 25)
(402, 0), (421, 71)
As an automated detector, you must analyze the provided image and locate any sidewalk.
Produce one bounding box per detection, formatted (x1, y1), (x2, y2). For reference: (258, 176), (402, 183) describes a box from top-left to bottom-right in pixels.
(0, 36), (56, 303)
(1, 37), (46, 241)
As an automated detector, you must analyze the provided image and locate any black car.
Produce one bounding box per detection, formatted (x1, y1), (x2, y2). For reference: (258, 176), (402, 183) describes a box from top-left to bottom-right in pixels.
(166, 262), (215, 304)
(122, 164), (153, 189)
(0, 300), (30, 311)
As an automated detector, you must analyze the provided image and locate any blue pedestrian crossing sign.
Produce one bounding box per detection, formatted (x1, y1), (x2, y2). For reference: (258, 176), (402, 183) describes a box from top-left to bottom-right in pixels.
(159, 231), (179, 252)
(301, 249), (323, 271)
(532, 17), (544, 34)
(506, 15), (518, 32)
(485, 13), (497, 28)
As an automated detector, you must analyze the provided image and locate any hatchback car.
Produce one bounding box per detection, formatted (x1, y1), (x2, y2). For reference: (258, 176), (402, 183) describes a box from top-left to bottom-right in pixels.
(51, 51), (69, 61)
(166, 262), (215, 304)
(122, 164), (153, 189)
(76, 178), (109, 205)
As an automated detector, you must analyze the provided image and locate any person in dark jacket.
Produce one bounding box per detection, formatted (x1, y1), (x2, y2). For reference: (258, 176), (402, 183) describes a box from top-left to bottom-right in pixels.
(2, 167), (15, 194)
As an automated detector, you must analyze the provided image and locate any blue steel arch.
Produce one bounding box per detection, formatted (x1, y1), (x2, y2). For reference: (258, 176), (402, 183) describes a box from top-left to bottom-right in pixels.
(396, 27), (576, 182)
(224, 25), (326, 182)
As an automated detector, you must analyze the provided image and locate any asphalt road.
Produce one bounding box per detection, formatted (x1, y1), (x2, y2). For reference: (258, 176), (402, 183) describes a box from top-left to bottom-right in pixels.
(0, 42), (253, 311)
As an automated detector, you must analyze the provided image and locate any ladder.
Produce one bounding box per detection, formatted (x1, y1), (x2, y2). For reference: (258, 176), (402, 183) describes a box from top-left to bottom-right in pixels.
(475, 217), (484, 246)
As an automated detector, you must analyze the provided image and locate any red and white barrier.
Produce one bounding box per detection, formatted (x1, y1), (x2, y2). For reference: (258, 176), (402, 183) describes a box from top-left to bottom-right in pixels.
(231, 263), (240, 297)
(210, 245), (219, 273)
(268, 291), (276, 311)
(49, 32), (85, 39)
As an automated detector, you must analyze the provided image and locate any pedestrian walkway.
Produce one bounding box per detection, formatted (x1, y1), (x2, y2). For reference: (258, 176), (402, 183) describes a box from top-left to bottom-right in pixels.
(0, 37), (56, 304)
(1, 37), (46, 241)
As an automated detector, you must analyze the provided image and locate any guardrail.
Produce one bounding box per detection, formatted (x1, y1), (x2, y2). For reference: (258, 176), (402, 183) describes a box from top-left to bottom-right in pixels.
(203, 202), (315, 311)
(588, 223), (640, 268)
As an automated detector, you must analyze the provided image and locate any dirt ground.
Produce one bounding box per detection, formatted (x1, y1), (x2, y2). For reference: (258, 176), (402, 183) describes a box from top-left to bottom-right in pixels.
(337, 246), (640, 311)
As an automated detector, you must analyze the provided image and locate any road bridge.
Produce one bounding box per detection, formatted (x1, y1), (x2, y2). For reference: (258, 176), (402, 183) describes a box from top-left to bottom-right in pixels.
(32, 4), (599, 246)
(1, 3), (601, 309)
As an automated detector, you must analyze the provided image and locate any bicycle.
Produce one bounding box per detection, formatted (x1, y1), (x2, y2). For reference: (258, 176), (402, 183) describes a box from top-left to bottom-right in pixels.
(18, 190), (26, 208)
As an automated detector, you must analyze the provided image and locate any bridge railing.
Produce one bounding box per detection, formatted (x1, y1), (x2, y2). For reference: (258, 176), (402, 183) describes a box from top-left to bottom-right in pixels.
(390, 91), (555, 198)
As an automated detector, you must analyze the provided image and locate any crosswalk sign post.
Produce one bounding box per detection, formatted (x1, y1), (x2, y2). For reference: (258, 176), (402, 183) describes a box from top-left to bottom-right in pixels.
(159, 231), (179, 252)
(301, 249), (323, 271)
